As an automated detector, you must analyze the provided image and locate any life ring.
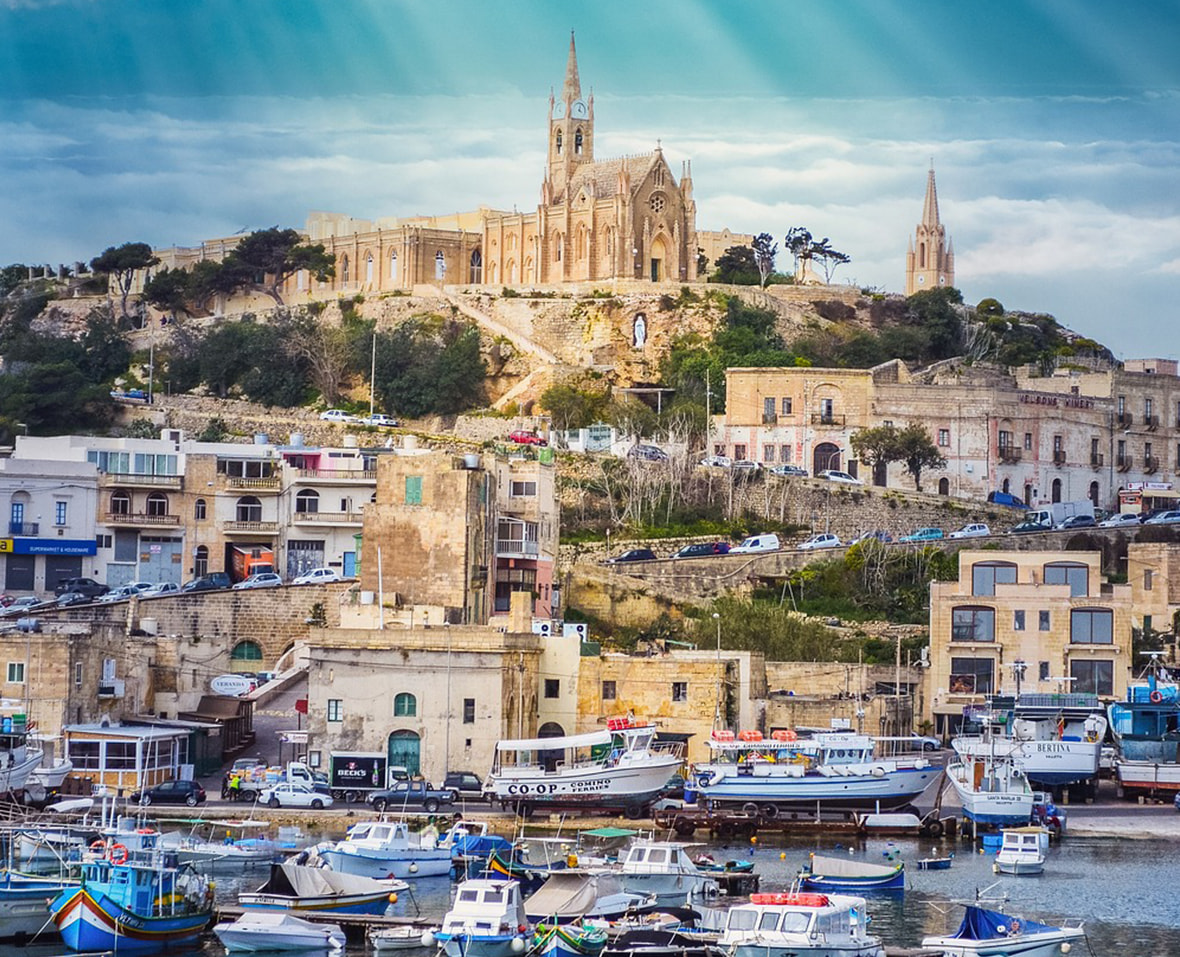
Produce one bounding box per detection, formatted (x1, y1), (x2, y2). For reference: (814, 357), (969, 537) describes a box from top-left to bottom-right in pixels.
(107, 843), (129, 865)
(89, 839), (107, 854)
(1150, 690), (1164, 704)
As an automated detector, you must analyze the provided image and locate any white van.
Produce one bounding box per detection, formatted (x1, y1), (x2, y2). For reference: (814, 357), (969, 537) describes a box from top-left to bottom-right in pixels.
(730, 533), (781, 554)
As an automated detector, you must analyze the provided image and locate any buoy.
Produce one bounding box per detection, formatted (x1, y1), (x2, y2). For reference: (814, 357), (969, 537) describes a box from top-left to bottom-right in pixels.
(749, 836), (757, 845)
(389, 892), (398, 903)
(511, 938), (525, 953)
(779, 852), (786, 860)
(421, 931), (435, 947)
(409, 863), (419, 874)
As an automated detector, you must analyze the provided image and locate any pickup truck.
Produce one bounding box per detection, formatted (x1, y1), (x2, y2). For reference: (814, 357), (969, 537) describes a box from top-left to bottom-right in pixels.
(365, 780), (455, 813)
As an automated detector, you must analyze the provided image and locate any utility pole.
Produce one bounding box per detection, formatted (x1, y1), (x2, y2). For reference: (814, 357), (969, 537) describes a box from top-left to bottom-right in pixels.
(369, 332), (377, 419)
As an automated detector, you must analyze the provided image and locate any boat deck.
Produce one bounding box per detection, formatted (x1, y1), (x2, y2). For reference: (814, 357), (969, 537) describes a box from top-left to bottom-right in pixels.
(215, 906), (428, 936)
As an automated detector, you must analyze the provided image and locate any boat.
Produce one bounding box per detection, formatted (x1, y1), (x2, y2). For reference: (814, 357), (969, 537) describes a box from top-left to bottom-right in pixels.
(371, 924), (437, 953)
(534, 921), (609, 957)
(1107, 654), (1180, 795)
(720, 891), (884, 957)
(916, 855), (954, 870)
(160, 820), (279, 870)
(615, 840), (719, 905)
(433, 878), (531, 957)
(239, 862), (405, 915)
(992, 826), (1049, 876)
(0, 712), (44, 796)
(689, 728), (942, 812)
(946, 745), (1035, 826)
(0, 871), (79, 941)
(214, 910), (346, 952)
(47, 844), (214, 952)
(921, 903), (1086, 957)
(440, 819), (512, 860)
(320, 819), (452, 879)
(485, 716), (684, 817)
(480, 845), (569, 893)
(692, 853), (754, 874)
(797, 853), (904, 892)
(525, 870), (652, 923)
(603, 927), (724, 957)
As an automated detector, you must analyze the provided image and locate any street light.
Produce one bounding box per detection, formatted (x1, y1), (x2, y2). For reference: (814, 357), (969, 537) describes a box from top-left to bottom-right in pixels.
(712, 612), (722, 731)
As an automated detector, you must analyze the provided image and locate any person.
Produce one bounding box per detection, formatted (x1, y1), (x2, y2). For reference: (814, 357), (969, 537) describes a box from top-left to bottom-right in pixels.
(229, 772), (241, 801)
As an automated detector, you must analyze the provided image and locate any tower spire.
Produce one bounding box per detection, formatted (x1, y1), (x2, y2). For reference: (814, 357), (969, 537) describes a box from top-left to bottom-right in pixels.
(921, 164), (941, 228)
(562, 31), (581, 103)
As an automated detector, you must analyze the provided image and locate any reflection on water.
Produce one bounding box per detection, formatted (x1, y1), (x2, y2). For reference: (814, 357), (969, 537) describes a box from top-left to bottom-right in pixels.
(13, 831), (1179, 956)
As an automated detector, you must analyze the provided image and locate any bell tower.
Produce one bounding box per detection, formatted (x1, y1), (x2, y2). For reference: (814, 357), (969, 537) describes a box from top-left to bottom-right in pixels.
(906, 164), (954, 295)
(546, 31), (594, 202)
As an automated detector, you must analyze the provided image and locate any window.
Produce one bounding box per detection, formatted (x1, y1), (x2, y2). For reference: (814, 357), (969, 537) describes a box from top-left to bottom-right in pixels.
(194, 545), (208, 578)
(145, 492), (168, 517)
(96, 534), (112, 549)
(952, 607), (995, 642)
(781, 445), (792, 463)
(235, 496), (262, 522)
(1118, 395), (1126, 416)
(1146, 397), (1154, 419)
(54, 501), (67, 525)
(463, 698), (475, 723)
(971, 562), (1017, 596)
(327, 699), (343, 722)
(106, 742), (136, 769)
(394, 693), (417, 717)
(1071, 659), (1113, 696)
(763, 397), (776, 420)
(1071, 608), (1113, 644)
(781, 397), (792, 415)
(365, 253), (374, 283)
(405, 476), (423, 505)
(763, 446), (776, 462)
(544, 679), (560, 698)
(949, 658), (994, 694)
(194, 498), (206, 521)
(295, 489), (320, 513)
(938, 429), (950, 447)
(1039, 661), (1050, 681)
(389, 251), (398, 282)
(1039, 610), (1051, 631)
(6, 662), (24, 683)
(820, 398), (834, 421)
(733, 444), (747, 461)
(230, 640), (262, 660)
(68, 741), (100, 769)
(434, 251), (446, 279)
(998, 429), (1013, 449)
(75, 662), (83, 688)
(1013, 610), (1025, 631)
(510, 481), (537, 497)
(671, 681), (688, 702)
(110, 490), (131, 515)
(1145, 569), (1154, 591)
(602, 680), (617, 700)
(1024, 432), (1033, 450)
(1044, 562), (1088, 597)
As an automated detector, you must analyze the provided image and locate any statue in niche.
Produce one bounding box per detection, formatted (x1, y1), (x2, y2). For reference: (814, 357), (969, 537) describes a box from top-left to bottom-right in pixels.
(633, 313), (647, 348)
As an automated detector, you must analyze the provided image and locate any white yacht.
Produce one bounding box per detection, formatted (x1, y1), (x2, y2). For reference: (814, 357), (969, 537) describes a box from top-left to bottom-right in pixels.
(721, 891), (884, 957)
(992, 826), (1049, 876)
(320, 819), (452, 879)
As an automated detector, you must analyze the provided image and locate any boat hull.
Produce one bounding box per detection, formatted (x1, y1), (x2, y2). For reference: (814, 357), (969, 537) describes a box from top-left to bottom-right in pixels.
(436, 932), (528, 957)
(487, 755), (680, 812)
(799, 873), (903, 892)
(321, 845), (452, 880)
(732, 944), (883, 957)
(536, 925), (608, 957)
(994, 860), (1044, 876)
(694, 764), (941, 810)
(922, 928), (1084, 957)
(214, 918), (345, 952)
(49, 887), (210, 953)
(238, 891), (392, 915)
(617, 872), (719, 906)
(0, 875), (77, 940)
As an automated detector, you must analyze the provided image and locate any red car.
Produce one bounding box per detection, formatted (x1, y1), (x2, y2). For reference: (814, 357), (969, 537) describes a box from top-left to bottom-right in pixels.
(509, 430), (548, 446)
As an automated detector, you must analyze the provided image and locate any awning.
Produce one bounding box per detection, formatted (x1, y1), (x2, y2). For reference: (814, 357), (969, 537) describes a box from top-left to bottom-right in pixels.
(496, 730), (612, 752)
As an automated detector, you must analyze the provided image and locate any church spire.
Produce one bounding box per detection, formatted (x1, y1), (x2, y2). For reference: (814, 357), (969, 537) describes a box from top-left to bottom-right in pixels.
(905, 162), (954, 295)
(921, 163), (941, 228)
(562, 31), (581, 104)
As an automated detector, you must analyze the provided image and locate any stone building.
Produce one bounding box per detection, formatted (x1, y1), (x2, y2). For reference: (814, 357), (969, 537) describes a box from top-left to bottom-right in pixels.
(905, 165), (954, 295)
(927, 549), (1133, 735)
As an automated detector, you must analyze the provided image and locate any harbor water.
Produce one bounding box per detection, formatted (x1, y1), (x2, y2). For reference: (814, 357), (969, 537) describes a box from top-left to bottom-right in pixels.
(12, 830), (1178, 956)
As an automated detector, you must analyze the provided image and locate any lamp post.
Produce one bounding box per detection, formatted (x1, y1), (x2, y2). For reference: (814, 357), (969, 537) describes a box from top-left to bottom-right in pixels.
(712, 612), (722, 731)
(444, 622), (452, 777)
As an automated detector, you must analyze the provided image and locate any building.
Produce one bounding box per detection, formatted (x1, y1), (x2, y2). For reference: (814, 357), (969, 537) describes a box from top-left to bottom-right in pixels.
(927, 549), (1133, 735)
(905, 165), (954, 295)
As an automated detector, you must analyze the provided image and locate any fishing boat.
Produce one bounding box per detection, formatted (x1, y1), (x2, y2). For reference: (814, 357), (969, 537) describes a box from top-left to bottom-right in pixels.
(946, 745), (1034, 826)
(720, 891), (884, 957)
(921, 903), (1086, 957)
(320, 819), (452, 879)
(534, 921), (609, 957)
(615, 840), (719, 905)
(1107, 653), (1180, 795)
(47, 844), (214, 952)
(692, 853), (754, 875)
(0, 871), (78, 941)
(485, 716), (683, 817)
(916, 855), (954, 870)
(992, 826), (1048, 876)
(479, 843), (570, 893)
(213, 910), (346, 952)
(159, 820), (279, 870)
(433, 878), (531, 957)
(440, 819), (512, 859)
(0, 712), (44, 796)
(525, 869), (652, 923)
(603, 926), (724, 957)
(239, 862), (405, 915)
(689, 729), (941, 812)
(797, 853), (904, 892)
(371, 924), (437, 953)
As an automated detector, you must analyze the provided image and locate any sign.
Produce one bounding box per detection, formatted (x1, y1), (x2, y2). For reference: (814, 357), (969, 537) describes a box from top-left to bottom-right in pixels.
(8, 538), (97, 556)
(1018, 392), (1096, 410)
(294, 698), (308, 715)
(0, 539), (11, 553)
(211, 674), (255, 697)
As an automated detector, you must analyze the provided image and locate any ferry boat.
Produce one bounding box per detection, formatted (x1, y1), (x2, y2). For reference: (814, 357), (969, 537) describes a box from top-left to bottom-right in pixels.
(1107, 654), (1180, 795)
(484, 716), (683, 817)
(689, 729), (941, 812)
(720, 891), (884, 957)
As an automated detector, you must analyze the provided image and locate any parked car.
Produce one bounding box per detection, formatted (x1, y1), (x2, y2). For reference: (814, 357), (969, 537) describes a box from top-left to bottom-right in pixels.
(910, 734), (942, 752)
(1056, 514), (1098, 530)
(670, 541), (731, 559)
(1099, 512), (1143, 528)
(97, 582), (154, 603)
(292, 567), (344, 585)
(767, 464), (808, 477)
(604, 548), (657, 564)
(508, 430), (548, 446)
(319, 409), (357, 423)
(53, 577), (107, 598)
(730, 533), (781, 554)
(232, 572), (283, 590)
(260, 782), (333, 809)
(442, 771), (486, 802)
(700, 455), (733, 469)
(818, 469), (863, 485)
(140, 581), (181, 598)
(56, 591), (95, 607)
(798, 533), (842, 551)
(949, 523), (991, 539)
(1, 596), (46, 616)
(1010, 519), (1048, 534)
(987, 490), (1028, 509)
(730, 460), (762, 475)
(900, 527), (945, 543)
(361, 413), (398, 427)
(131, 779), (206, 807)
(182, 572), (233, 592)
(1144, 510), (1180, 526)
(627, 444), (669, 462)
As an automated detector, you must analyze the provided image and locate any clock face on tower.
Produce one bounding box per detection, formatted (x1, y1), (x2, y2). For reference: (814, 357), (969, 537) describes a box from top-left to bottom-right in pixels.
(571, 100), (588, 119)
(552, 102), (565, 119)
(917, 275), (926, 285)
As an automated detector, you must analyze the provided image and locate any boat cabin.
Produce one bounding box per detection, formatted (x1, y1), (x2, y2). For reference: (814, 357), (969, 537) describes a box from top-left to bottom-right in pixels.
(441, 879), (526, 935)
(722, 892), (872, 944)
(490, 721), (676, 775)
(620, 841), (698, 876)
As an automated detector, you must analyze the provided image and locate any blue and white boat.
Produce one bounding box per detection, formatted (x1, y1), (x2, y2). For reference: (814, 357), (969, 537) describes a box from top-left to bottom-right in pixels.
(1107, 654), (1180, 796)
(434, 878), (530, 957)
(921, 903), (1086, 957)
(797, 853), (904, 892)
(0, 871), (79, 941)
(47, 845), (214, 953)
(239, 862), (405, 915)
(721, 891), (884, 957)
(946, 745), (1034, 827)
(690, 729), (941, 812)
(320, 820), (452, 879)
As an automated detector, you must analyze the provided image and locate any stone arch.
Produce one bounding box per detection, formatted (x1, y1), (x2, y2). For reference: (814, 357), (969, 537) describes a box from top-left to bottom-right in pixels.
(1051, 478), (1062, 503)
(649, 232), (669, 282)
(938, 477), (950, 496)
(231, 640), (263, 661)
(813, 442), (841, 475)
(469, 249), (482, 283)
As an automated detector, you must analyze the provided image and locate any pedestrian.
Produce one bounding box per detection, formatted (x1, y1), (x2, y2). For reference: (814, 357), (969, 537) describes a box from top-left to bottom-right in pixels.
(229, 772), (241, 801)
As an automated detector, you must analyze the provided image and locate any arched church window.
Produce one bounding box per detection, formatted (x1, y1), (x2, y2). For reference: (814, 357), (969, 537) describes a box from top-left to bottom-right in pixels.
(365, 253), (374, 283)
(555, 130), (562, 155)
(919, 243), (926, 269)
(654, 166), (665, 187)
(469, 249), (482, 284)
(435, 251), (446, 280)
(555, 234), (563, 263)
(575, 128), (583, 155)
(389, 251), (398, 282)
(340, 254), (350, 284)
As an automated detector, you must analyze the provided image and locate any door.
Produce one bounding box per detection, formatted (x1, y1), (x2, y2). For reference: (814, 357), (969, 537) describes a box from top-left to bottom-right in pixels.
(139, 536), (183, 584)
(287, 540), (325, 579)
(5, 555), (34, 591)
(342, 552), (356, 577)
(813, 442), (841, 475)
(45, 556), (83, 592)
(387, 731), (421, 777)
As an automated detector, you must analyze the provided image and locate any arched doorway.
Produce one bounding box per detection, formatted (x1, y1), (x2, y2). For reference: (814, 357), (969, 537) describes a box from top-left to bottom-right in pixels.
(387, 730), (421, 776)
(872, 462), (887, 487)
(1002, 478), (1011, 495)
(538, 721), (565, 772)
(470, 249), (482, 283)
(813, 442), (841, 475)
(1051, 478), (1062, 503)
(938, 477), (950, 496)
(1089, 481), (1100, 507)
(649, 234), (669, 282)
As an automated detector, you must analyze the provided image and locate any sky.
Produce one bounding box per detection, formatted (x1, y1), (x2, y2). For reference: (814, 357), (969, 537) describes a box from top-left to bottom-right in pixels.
(2, 0), (1178, 358)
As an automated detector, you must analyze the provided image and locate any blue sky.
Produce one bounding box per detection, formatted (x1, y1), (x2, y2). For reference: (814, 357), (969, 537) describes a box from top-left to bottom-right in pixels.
(2, 0), (1178, 357)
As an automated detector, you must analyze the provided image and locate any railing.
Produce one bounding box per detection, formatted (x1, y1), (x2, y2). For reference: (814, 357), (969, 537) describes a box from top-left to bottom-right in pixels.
(1117, 412), (1134, 427)
(225, 475), (280, 490)
(1090, 453), (1104, 468)
(295, 469), (377, 482)
(293, 511), (364, 524)
(8, 522), (39, 536)
(1144, 455), (1160, 474)
(1053, 450), (1067, 466)
(1145, 414), (1160, 431)
(99, 473), (182, 488)
(998, 447), (1022, 463)
(761, 412), (778, 425)
(222, 520), (280, 533)
(810, 413), (845, 427)
(105, 512), (180, 526)
(496, 539), (540, 557)
(1116, 455), (1134, 472)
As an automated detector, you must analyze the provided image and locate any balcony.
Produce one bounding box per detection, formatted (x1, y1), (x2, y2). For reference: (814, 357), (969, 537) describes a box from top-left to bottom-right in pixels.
(99, 472), (182, 489)
(997, 446), (1022, 463)
(1117, 412), (1134, 427)
(810, 413), (845, 427)
(496, 538), (540, 558)
(293, 511), (364, 526)
(1053, 450), (1067, 466)
(224, 475), (281, 492)
(97, 679), (125, 698)
(1116, 455), (1134, 473)
(1144, 455), (1160, 474)
(8, 522), (39, 536)
(1090, 453), (1104, 468)
(222, 520), (280, 534)
(1145, 414), (1160, 432)
(294, 468), (377, 484)
(105, 511), (180, 527)
(762, 412), (778, 425)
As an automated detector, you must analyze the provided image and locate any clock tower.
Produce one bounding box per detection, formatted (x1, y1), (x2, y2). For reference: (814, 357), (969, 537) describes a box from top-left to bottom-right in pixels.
(545, 32), (594, 202)
(905, 164), (954, 295)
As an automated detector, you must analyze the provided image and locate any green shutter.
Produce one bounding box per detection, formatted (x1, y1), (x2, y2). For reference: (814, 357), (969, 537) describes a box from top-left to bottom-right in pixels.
(405, 475), (423, 505)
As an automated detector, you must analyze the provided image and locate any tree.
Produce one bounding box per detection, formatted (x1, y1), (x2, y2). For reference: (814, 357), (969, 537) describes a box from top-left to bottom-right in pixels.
(850, 424), (901, 476)
(895, 422), (946, 492)
(784, 227), (813, 280)
(0, 264), (27, 296)
(906, 287), (964, 360)
(224, 227), (335, 305)
(810, 238), (851, 283)
(90, 242), (160, 321)
(711, 245), (759, 285)
(284, 311), (371, 405)
(752, 233), (778, 288)
(540, 382), (611, 433)
(374, 318), (486, 418)
(142, 267), (193, 320)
